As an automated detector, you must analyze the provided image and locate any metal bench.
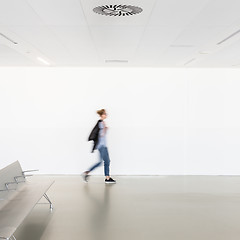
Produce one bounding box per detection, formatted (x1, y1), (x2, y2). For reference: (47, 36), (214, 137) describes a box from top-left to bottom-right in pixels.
(0, 161), (54, 240)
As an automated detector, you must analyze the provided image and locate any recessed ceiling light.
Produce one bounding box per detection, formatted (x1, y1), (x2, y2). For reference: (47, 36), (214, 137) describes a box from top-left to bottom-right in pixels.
(105, 60), (128, 63)
(184, 58), (196, 66)
(217, 29), (240, 45)
(37, 57), (50, 65)
(199, 51), (211, 54)
(170, 45), (194, 48)
(0, 33), (17, 44)
(93, 5), (142, 16)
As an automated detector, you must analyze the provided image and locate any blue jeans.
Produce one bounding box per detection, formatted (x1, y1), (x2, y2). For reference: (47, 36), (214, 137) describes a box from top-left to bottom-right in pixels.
(88, 146), (110, 176)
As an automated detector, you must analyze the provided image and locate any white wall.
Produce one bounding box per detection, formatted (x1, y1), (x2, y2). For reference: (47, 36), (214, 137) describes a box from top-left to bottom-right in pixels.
(0, 67), (239, 175)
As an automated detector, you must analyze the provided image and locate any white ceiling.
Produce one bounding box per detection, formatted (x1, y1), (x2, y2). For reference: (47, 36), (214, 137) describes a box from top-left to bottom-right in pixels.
(1, 0), (240, 67)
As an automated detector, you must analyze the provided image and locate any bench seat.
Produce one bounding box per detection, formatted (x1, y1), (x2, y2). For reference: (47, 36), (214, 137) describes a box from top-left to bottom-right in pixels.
(0, 162), (54, 240)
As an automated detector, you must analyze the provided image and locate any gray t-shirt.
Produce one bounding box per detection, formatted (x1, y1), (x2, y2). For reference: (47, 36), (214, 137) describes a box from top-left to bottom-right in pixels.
(97, 121), (106, 149)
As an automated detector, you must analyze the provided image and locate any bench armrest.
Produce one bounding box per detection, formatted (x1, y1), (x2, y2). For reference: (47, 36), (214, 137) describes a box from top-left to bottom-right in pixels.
(0, 189), (8, 192)
(22, 170), (39, 178)
(5, 182), (17, 190)
(22, 170), (39, 173)
(14, 176), (26, 183)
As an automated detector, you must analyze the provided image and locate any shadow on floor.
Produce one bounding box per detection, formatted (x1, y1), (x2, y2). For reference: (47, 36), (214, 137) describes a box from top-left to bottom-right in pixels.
(14, 203), (53, 240)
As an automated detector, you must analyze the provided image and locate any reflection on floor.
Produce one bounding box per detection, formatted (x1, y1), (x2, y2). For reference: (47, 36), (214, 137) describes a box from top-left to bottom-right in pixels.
(15, 176), (240, 240)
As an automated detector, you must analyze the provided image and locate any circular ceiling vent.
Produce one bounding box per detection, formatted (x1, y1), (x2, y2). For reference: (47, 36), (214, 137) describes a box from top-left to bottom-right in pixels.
(93, 5), (143, 16)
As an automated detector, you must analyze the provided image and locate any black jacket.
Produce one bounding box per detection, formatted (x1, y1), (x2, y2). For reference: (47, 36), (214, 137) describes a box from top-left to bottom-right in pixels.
(88, 120), (102, 152)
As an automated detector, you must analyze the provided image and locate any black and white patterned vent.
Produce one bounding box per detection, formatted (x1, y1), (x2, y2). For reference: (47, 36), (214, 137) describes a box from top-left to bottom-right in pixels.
(93, 5), (142, 16)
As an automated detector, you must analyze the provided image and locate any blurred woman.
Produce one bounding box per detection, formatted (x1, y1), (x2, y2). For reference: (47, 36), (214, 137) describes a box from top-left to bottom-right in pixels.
(82, 109), (116, 184)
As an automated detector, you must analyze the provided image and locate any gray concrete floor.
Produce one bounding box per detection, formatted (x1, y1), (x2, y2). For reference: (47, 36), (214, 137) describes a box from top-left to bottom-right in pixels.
(14, 176), (240, 240)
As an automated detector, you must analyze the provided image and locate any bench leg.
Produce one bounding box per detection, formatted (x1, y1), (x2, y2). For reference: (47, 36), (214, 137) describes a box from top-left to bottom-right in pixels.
(0, 237), (15, 240)
(5, 236), (16, 240)
(43, 193), (53, 211)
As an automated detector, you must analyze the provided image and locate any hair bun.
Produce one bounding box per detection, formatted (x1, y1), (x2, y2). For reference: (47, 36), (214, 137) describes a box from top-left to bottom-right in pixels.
(97, 109), (106, 116)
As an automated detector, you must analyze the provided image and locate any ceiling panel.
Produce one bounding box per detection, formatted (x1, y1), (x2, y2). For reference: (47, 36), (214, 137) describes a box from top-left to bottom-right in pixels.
(161, 47), (199, 66)
(8, 26), (69, 62)
(0, 44), (35, 65)
(134, 26), (184, 64)
(49, 27), (99, 63)
(148, 0), (210, 26)
(49, 26), (96, 56)
(195, 39), (240, 67)
(172, 27), (225, 47)
(189, 0), (240, 27)
(138, 26), (183, 48)
(0, 26), (54, 66)
(90, 26), (144, 60)
(27, 0), (87, 26)
(0, 0), (43, 26)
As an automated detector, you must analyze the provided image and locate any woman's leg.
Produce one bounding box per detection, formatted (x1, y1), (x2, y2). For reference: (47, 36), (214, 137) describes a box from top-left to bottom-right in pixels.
(101, 147), (110, 177)
(101, 147), (116, 183)
(88, 161), (102, 172)
(88, 150), (103, 172)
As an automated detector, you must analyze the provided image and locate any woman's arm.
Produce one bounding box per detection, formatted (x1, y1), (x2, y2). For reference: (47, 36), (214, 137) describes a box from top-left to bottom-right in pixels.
(102, 121), (108, 135)
(99, 121), (107, 137)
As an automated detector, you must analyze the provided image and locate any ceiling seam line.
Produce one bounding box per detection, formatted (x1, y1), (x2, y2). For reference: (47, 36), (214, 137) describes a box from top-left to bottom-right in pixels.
(77, 0), (102, 64)
(132, 0), (158, 64)
(161, 0), (213, 66)
(24, 0), (72, 65)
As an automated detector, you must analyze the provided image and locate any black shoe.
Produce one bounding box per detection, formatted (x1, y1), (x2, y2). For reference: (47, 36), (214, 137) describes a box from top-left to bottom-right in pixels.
(82, 172), (90, 182)
(105, 178), (116, 184)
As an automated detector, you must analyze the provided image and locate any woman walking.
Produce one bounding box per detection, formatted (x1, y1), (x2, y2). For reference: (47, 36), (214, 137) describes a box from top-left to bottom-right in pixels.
(82, 109), (116, 184)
